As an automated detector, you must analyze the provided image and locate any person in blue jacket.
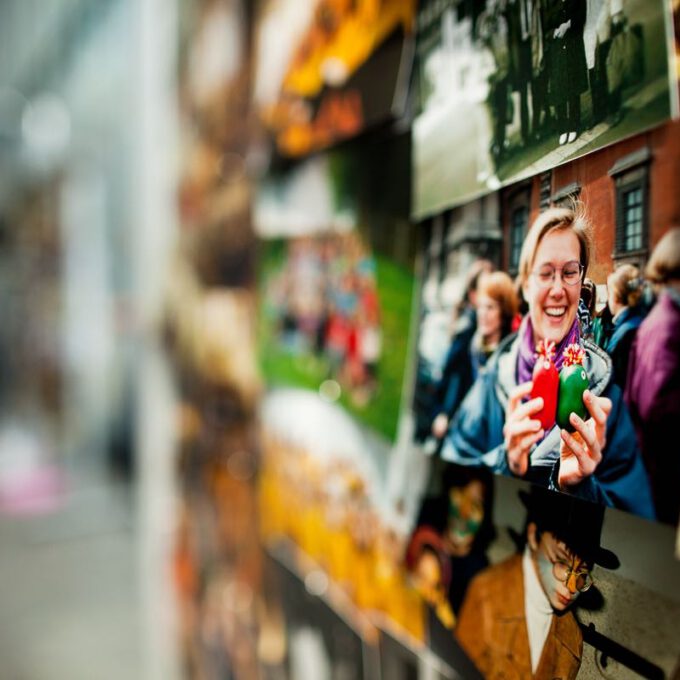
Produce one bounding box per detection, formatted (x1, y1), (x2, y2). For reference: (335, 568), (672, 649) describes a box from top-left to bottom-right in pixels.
(441, 206), (655, 519)
(604, 263), (645, 389)
(430, 272), (518, 446)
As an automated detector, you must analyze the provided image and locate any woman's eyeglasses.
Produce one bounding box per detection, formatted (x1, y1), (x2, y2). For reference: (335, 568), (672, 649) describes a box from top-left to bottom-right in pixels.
(532, 261), (584, 288)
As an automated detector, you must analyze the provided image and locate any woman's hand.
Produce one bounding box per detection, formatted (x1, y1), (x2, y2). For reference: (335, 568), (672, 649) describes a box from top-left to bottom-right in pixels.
(431, 413), (449, 439)
(558, 390), (612, 488)
(504, 381), (545, 477)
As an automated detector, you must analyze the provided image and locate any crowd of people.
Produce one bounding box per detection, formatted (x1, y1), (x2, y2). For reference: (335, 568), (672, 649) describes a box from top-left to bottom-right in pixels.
(463, 0), (639, 162)
(420, 208), (679, 525)
(268, 232), (382, 403)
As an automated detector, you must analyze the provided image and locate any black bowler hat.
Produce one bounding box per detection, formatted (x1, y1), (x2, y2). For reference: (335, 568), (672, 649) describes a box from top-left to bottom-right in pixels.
(519, 485), (620, 570)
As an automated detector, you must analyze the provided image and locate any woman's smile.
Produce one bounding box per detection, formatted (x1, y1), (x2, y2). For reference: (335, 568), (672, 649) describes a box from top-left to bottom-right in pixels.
(544, 305), (567, 318)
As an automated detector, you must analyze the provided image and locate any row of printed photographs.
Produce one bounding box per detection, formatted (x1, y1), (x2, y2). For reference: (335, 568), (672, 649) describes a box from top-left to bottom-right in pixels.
(172, 0), (678, 677)
(261, 450), (680, 678)
(251, 0), (680, 677)
(254, 121), (680, 678)
(255, 117), (680, 523)
(254, 0), (678, 204)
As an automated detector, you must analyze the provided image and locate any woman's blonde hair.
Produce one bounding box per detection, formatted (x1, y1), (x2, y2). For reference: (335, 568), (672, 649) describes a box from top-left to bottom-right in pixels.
(608, 263), (642, 308)
(477, 271), (519, 335)
(645, 227), (680, 284)
(518, 205), (592, 287)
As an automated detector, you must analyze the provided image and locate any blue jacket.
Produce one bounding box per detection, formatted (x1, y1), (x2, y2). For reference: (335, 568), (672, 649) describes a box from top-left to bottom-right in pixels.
(605, 305), (645, 389)
(436, 324), (476, 421)
(441, 333), (655, 520)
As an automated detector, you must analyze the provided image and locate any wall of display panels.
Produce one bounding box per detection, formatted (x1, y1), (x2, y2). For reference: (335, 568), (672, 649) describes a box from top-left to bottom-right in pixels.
(173, 0), (680, 678)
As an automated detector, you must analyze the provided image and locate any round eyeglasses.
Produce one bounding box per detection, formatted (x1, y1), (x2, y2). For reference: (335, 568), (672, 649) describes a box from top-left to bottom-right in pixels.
(552, 560), (593, 593)
(531, 261), (584, 288)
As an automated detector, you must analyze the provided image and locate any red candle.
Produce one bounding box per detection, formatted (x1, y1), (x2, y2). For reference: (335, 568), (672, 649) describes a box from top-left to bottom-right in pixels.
(530, 340), (558, 431)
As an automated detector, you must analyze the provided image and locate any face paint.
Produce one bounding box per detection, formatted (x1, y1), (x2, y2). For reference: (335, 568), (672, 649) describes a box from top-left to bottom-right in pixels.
(446, 482), (485, 556)
(448, 505), (482, 534)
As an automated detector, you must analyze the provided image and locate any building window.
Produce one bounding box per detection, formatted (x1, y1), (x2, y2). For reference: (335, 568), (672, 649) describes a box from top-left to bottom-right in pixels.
(609, 147), (651, 261)
(622, 185), (644, 252)
(613, 166), (649, 258)
(539, 171), (552, 210)
(510, 205), (528, 272)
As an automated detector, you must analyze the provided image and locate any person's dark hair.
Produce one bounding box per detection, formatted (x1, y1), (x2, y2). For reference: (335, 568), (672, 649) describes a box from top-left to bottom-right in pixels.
(581, 278), (597, 317)
(520, 487), (619, 569)
(457, 258), (494, 316)
(466, 259), (494, 300)
(514, 274), (529, 316)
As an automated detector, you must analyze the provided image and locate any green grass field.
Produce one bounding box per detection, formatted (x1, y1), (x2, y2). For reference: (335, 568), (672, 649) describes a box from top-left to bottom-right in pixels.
(258, 242), (415, 442)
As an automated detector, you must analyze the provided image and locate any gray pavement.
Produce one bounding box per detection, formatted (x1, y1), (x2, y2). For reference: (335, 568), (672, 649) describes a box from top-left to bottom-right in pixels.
(0, 347), (182, 680)
(0, 476), (143, 680)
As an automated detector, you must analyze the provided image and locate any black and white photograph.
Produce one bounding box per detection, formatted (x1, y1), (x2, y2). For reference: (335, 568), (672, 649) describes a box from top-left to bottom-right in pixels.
(413, 0), (676, 219)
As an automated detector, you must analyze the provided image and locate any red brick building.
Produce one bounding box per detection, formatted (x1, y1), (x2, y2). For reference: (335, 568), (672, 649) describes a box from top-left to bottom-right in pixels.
(500, 120), (680, 286)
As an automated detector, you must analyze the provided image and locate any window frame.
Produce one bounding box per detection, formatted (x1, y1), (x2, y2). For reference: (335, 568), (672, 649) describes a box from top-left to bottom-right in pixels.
(509, 204), (528, 274)
(613, 165), (650, 261)
(504, 184), (531, 277)
(609, 147), (652, 264)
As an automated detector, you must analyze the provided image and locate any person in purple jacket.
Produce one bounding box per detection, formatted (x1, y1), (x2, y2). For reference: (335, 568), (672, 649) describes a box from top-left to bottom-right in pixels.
(625, 228), (680, 525)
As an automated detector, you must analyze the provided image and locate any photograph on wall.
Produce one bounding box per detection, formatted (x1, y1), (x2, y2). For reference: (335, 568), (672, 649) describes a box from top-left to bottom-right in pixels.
(253, 0), (416, 158)
(412, 0), (676, 219)
(255, 136), (416, 441)
(407, 467), (680, 678)
(410, 118), (680, 525)
(258, 388), (428, 645)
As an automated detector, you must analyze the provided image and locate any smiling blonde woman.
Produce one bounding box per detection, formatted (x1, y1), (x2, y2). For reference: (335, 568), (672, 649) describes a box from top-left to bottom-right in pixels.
(441, 205), (654, 519)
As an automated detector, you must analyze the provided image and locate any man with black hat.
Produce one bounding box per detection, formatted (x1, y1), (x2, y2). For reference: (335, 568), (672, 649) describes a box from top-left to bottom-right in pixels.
(455, 485), (618, 679)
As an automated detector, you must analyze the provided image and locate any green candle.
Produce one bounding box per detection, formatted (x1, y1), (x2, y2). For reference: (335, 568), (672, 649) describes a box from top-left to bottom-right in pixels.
(557, 344), (588, 432)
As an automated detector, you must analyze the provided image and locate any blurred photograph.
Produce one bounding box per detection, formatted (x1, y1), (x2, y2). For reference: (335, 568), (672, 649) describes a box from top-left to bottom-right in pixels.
(253, 0), (416, 157)
(256, 139), (416, 441)
(261, 232), (384, 408)
(457, 485), (618, 679)
(400, 467), (680, 679)
(258, 387), (428, 643)
(412, 0), (676, 218)
(406, 464), (496, 626)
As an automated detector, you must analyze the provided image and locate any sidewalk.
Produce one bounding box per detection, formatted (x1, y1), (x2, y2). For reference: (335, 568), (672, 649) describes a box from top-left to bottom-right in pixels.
(0, 474), (143, 680)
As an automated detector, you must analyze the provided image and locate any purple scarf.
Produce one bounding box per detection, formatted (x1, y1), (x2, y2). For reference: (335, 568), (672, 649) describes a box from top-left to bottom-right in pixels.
(517, 316), (580, 385)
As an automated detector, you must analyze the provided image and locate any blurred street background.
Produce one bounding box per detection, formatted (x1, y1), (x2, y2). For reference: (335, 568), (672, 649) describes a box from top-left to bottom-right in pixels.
(1, 1), (181, 677)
